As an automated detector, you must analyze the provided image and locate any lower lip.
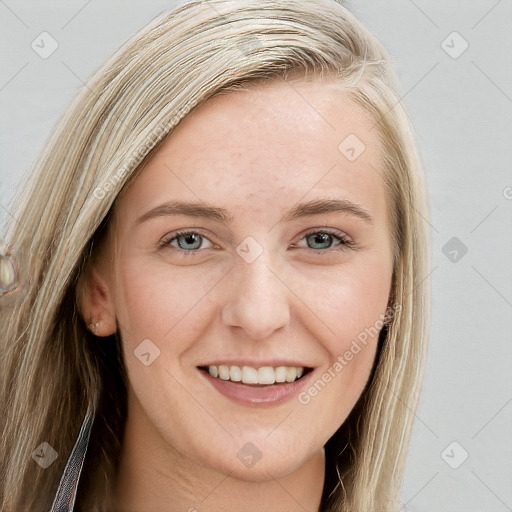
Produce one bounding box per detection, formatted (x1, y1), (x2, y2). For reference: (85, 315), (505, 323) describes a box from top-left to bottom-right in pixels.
(199, 369), (314, 406)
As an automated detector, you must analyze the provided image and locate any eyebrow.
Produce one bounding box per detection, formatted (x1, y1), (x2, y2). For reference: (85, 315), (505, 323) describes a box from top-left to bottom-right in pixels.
(136, 198), (373, 225)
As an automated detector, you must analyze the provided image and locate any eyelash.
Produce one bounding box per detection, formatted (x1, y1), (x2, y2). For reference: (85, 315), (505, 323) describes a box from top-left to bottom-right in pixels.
(158, 228), (355, 255)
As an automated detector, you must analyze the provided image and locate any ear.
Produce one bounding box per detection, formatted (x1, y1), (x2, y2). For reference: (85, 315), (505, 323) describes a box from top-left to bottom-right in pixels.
(76, 263), (117, 337)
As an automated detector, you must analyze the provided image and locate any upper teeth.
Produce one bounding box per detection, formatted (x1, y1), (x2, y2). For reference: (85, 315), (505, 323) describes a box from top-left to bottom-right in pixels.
(208, 365), (305, 384)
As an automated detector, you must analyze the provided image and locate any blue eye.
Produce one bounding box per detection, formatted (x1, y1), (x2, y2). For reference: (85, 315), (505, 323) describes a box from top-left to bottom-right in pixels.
(302, 230), (353, 251)
(306, 232), (336, 250)
(165, 231), (213, 251)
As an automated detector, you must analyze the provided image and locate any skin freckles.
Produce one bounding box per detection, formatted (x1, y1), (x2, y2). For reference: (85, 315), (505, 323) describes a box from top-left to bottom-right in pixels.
(82, 76), (394, 511)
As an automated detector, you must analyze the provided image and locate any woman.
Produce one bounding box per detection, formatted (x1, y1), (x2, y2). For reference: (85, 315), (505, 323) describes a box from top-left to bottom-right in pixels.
(0, 0), (430, 510)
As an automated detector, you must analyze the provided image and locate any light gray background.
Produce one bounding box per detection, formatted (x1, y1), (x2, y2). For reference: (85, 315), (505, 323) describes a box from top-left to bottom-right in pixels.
(1, 1), (511, 510)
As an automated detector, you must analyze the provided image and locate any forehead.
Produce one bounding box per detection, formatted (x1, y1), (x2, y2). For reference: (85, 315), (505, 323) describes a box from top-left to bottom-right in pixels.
(116, 78), (387, 229)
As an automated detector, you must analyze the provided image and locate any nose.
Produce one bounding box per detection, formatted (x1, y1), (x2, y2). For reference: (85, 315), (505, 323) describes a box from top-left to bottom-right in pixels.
(221, 256), (291, 340)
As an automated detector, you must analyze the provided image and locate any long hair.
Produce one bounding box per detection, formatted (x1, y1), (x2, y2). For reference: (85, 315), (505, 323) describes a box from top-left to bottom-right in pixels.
(0, 1), (430, 510)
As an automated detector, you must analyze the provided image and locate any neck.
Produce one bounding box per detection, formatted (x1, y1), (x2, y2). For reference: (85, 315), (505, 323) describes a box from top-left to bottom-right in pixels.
(111, 395), (326, 512)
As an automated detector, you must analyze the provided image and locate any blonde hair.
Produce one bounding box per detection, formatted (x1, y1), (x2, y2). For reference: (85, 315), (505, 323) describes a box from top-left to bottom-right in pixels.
(0, 1), (430, 510)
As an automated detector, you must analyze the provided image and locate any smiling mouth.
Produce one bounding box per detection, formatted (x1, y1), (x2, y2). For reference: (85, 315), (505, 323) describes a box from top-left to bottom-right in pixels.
(198, 364), (312, 386)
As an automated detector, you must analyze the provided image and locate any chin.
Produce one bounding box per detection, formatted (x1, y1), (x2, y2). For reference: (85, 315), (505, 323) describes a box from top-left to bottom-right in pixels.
(197, 435), (321, 482)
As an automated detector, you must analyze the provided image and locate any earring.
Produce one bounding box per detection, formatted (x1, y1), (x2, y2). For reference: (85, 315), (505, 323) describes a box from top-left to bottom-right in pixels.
(88, 321), (100, 334)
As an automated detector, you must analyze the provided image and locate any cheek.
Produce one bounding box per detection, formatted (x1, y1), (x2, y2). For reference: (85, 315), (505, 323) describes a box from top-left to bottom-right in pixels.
(294, 256), (392, 413)
(112, 257), (226, 354)
(299, 257), (392, 351)
(110, 258), (223, 425)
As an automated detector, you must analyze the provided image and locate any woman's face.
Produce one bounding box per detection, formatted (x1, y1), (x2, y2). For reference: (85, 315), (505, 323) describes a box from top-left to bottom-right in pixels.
(95, 77), (394, 481)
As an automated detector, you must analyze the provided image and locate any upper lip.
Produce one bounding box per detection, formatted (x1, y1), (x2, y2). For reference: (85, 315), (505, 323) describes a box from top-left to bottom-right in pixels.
(198, 360), (313, 368)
